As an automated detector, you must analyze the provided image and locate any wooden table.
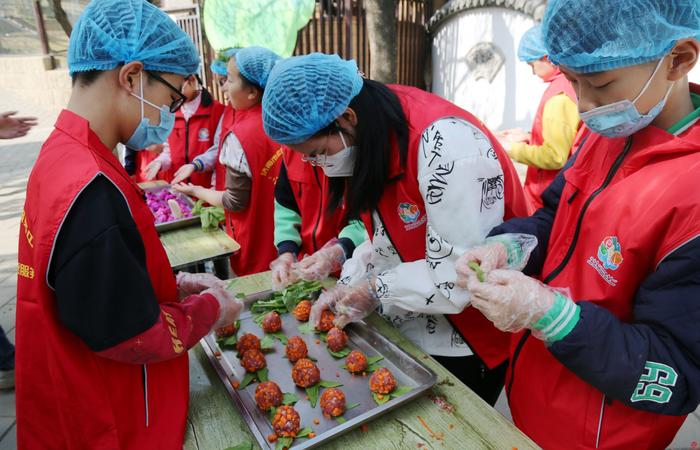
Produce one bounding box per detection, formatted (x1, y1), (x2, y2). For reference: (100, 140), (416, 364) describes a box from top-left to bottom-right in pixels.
(160, 225), (240, 270)
(184, 272), (539, 450)
(137, 181), (241, 269)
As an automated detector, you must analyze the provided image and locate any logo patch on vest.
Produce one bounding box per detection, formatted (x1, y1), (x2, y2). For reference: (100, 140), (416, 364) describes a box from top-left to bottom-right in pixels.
(397, 202), (426, 230)
(631, 361), (677, 404)
(197, 128), (210, 142)
(587, 236), (623, 286)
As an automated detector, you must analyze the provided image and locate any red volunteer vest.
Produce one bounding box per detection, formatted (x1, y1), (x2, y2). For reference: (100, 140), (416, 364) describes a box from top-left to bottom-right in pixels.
(507, 90), (700, 449)
(222, 104), (282, 276)
(524, 71), (579, 212)
(360, 86), (528, 368)
(283, 149), (350, 257)
(16, 110), (189, 449)
(215, 105), (236, 191)
(167, 98), (225, 186)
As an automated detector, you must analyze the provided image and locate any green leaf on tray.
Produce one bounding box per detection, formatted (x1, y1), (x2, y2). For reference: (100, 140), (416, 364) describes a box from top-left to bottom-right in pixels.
(391, 386), (412, 398)
(224, 441), (253, 450)
(346, 402), (360, 410)
(327, 347), (351, 359)
(319, 380), (343, 388)
(296, 427), (313, 438)
(306, 384), (320, 408)
(371, 391), (390, 406)
(297, 322), (314, 335)
(268, 332), (288, 345)
(275, 437), (293, 450)
(268, 406), (277, 422)
(366, 356), (384, 365)
(282, 392), (299, 405)
(319, 332), (328, 342)
(239, 372), (256, 389)
(217, 334), (238, 349)
(260, 334), (276, 350)
(335, 415), (347, 424)
(257, 368), (269, 382)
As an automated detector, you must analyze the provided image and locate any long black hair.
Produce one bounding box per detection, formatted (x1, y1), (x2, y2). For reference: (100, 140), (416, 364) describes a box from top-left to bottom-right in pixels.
(193, 74), (214, 107)
(326, 79), (408, 219)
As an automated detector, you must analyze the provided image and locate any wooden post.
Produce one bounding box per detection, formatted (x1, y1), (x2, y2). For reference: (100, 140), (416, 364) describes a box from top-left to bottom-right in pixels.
(32, 0), (50, 55)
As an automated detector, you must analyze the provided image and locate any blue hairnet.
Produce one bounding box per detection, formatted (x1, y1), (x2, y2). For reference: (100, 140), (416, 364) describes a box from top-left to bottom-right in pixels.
(210, 48), (240, 76)
(235, 46), (281, 88)
(518, 25), (547, 62)
(68, 0), (199, 76)
(262, 53), (364, 144)
(542, 0), (700, 73)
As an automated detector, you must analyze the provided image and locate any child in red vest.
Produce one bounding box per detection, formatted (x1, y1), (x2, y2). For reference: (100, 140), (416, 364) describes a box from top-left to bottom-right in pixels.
(457, 1), (700, 448)
(174, 46), (283, 276)
(498, 24), (581, 213)
(142, 74), (224, 185)
(262, 53), (528, 405)
(15, 1), (242, 448)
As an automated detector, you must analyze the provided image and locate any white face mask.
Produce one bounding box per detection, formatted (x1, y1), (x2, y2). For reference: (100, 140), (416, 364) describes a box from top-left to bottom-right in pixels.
(303, 131), (356, 177)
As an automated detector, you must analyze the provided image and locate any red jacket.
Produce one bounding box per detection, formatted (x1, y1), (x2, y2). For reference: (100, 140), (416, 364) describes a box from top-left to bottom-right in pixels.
(16, 110), (217, 449)
(524, 71), (579, 211)
(360, 86), (528, 368)
(215, 105), (236, 191)
(283, 148), (350, 256)
(167, 98), (225, 186)
(507, 118), (700, 449)
(222, 104), (283, 275)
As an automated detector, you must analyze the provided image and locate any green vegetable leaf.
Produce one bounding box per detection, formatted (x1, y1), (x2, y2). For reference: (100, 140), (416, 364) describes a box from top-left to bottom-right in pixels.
(268, 332), (288, 344)
(390, 386), (412, 398)
(282, 393), (299, 405)
(275, 437), (293, 450)
(260, 334), (276, 350)
(223, 441), (253, 450)
(335, 416), (347, 424)
(371, 391), (390, 405)
(192, 200), (204, 215)
(327, 347), (351, 359)
(468, 261), (486, 282)
(366, 356), (384, 365)
(306, 384), (320, 408)
(346, 402), (360, 410)
(239, 372), (256, 389)
(257, 368), (269, 382)
(217, 334), (238, 349)
(268, 406), (277, 422)
(296, 427), (313, 438)
(319, 332), (328, 342)
(319, 380), (343, 388)
(298, 322), (314, 335)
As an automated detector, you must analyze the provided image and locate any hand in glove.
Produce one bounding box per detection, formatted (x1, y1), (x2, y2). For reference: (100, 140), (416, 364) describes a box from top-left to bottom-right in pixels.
(176, 272), (226, 299)
(310, 277), (380, 329)
(456, 233), (538, 288)
(465, 269), (578, 342)
(204, 284), (244, 330)
(270, 252), (298, 291)
(293, 239), (346, 281)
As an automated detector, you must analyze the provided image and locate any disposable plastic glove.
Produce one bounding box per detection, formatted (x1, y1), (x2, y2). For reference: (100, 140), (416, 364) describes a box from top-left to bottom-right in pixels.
(310, 277), (380, 329)
(293, 239), (346, 281)
(176, 272), (226, 299)
(171, 163), (196, 185)
(456, 233), (538, 288)
(204, 284), (244, 330)
(465, 269), (577, 342)
(270, 252), (298, 291)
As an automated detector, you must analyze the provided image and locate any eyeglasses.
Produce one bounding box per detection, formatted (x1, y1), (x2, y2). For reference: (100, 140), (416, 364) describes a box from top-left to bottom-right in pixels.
(146, 71), (187, 113)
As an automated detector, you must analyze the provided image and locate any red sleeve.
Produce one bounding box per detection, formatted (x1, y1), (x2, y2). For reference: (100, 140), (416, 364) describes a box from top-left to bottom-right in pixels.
(96, 293), (219, 364)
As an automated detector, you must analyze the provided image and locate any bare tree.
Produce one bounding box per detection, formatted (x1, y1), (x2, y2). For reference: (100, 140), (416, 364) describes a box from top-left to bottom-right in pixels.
(49, 0), (72, 37)
(364, 0), (397, 83)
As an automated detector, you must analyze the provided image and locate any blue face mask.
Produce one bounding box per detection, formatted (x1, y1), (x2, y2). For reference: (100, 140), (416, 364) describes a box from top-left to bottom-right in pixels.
(125, 74), (176, 150)
(580, 57), (674, 139)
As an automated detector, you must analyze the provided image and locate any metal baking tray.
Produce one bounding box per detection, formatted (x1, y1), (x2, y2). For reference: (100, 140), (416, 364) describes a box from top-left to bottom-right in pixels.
(201, 289), (437, 449)
(142, 184), (200, 233)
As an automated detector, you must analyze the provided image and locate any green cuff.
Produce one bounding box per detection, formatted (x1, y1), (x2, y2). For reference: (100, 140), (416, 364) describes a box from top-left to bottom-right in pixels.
(273, 200), (302, 247)
(531, 292), (580, 343)
(338, 220), (368, 248)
